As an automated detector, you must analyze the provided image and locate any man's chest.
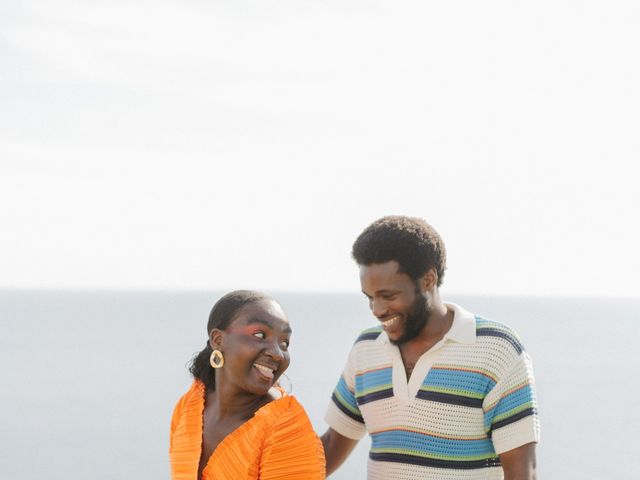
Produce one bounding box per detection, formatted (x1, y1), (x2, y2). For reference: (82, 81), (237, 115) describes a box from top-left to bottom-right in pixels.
(353, 344), (496, 410)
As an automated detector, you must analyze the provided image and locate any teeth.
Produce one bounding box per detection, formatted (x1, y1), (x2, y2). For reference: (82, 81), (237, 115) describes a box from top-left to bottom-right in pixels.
(382, 316), (398, 327)
(254, 364), (275, 375)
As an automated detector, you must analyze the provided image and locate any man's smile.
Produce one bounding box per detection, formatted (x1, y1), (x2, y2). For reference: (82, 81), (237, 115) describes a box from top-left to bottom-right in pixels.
(380, 315), (400, 330)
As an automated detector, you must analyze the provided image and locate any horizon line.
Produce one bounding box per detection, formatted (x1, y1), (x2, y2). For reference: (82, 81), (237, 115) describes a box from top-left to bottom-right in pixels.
(1, 286), (638, 301)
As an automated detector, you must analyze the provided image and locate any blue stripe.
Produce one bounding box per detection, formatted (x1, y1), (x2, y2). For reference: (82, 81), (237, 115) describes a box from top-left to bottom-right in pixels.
(356, 367), (393, 394)
(334, 376), (359, 411)
(476, 318), (511, 329)
(331, 393), (364, 423)
(371, 430), (495, 458)
(476, 318), (523, 354)
(423, 368), (496, 397)
(491, 384), (535, 419)
(355, 327), (383, 343)
(484, 385), (535, 432)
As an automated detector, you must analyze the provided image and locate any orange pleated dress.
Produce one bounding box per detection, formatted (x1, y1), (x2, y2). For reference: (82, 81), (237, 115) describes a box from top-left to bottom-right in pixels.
(169, 381), (326, 480)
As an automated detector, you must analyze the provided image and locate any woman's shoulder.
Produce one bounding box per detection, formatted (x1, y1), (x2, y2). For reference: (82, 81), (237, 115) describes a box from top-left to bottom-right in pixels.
(257, 395), (318, 441)
(172, 381), (204, 419)
(258, 393), (306, 419)
(178, 379), (204, 400)
(248, 394), (315, 441)
(258, 395), (326, 478)
(170, 381), (205, 456)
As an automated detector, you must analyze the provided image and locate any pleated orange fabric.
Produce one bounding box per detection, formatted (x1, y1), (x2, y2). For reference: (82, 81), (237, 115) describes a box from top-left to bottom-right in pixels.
(170, 381), (326, 480)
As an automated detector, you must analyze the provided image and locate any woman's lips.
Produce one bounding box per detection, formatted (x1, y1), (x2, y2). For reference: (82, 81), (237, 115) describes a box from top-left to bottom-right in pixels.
(253, 363), (275, 380)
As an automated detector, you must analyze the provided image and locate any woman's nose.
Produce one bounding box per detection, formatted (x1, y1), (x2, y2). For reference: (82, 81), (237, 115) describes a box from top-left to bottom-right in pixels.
(265, 341), (284, 361)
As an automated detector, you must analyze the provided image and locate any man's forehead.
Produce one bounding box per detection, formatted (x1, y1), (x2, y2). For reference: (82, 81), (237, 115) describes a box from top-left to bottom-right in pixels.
(359, 262), (416, 292)
(359, 261), (403, 277)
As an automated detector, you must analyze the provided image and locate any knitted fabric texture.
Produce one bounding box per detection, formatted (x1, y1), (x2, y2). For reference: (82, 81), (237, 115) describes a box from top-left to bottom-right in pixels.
(325, 303), (539, 480)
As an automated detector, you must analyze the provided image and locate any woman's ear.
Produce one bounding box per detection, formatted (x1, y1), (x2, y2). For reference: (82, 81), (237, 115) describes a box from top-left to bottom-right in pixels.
(209, 328), (224, 350)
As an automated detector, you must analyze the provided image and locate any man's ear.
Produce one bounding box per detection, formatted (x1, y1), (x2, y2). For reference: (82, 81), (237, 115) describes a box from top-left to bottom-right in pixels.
(419, 268), (438, 292)
(209, 328), (224, 350)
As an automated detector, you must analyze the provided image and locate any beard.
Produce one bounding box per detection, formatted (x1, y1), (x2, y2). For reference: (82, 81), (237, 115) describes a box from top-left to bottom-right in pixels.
(390, 288), (432, 345)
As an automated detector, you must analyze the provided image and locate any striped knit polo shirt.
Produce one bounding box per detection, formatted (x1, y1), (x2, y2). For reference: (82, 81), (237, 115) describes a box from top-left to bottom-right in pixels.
(325, 303), (540, 479)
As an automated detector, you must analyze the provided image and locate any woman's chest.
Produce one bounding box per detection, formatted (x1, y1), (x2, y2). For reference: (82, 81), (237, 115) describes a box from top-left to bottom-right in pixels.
(199, 413), (248, 475)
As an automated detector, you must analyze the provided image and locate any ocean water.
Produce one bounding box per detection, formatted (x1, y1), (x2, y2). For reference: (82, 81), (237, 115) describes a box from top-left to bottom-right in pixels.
(1, 290), (638, 479)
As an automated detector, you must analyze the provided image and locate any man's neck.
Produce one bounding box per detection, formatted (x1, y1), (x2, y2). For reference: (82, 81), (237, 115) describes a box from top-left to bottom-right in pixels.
(423, 301), (453, 341)
(403, 300), (454, 353)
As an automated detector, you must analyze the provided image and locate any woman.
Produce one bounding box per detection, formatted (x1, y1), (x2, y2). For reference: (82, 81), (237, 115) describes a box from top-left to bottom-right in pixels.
(169, 290), (325, 479)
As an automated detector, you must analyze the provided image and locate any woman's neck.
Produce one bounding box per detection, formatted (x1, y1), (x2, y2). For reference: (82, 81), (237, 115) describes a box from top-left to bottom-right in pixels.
(204, 382), (269, 422)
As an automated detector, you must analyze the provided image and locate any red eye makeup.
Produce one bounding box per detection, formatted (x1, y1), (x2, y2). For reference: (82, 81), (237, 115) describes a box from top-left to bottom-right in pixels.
(228, 325), (265, 337)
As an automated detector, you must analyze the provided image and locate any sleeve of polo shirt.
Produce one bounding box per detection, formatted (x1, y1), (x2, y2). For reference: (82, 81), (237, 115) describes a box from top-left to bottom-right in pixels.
(483, 350), (540, 454)
(324, 345), (367, 440)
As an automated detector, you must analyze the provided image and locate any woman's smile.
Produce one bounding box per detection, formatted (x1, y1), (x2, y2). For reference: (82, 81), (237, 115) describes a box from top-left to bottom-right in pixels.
(253, 363), (276, 381)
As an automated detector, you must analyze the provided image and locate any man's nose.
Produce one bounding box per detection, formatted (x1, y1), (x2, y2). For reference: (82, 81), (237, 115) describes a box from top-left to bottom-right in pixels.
(370, 298), (388, 318)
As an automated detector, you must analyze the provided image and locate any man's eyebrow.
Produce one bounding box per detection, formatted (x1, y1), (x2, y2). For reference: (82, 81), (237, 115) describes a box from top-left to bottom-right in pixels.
(247, 317), (292, 334)
(363, 289), (399, 296)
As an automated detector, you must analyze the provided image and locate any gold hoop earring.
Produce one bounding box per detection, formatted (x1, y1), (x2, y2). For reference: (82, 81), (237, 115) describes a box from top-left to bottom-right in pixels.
(210, 349), (224, 369)
(276, 373), (292, 394)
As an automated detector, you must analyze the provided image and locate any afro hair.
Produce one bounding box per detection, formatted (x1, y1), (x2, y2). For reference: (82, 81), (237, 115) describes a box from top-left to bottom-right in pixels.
(352, 216), (447, 286)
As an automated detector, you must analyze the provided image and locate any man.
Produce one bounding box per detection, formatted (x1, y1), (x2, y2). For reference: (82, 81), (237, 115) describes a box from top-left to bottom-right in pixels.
(321, 216), (539, 479)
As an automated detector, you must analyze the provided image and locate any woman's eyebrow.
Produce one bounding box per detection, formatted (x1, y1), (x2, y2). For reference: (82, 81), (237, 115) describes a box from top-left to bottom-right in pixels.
(247, 317), (292, 334)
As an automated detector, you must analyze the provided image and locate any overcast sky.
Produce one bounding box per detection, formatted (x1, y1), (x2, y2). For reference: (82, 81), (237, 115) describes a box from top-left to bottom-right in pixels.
(1, 0), (639, 297)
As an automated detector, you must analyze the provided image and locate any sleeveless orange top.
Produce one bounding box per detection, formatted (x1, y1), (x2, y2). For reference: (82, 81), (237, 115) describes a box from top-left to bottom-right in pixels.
(169, 381), (326, 480)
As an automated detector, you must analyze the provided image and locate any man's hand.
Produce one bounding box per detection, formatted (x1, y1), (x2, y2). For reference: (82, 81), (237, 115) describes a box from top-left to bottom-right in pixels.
(500, 442), (537, 480)
(320, 428), (359, 476)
